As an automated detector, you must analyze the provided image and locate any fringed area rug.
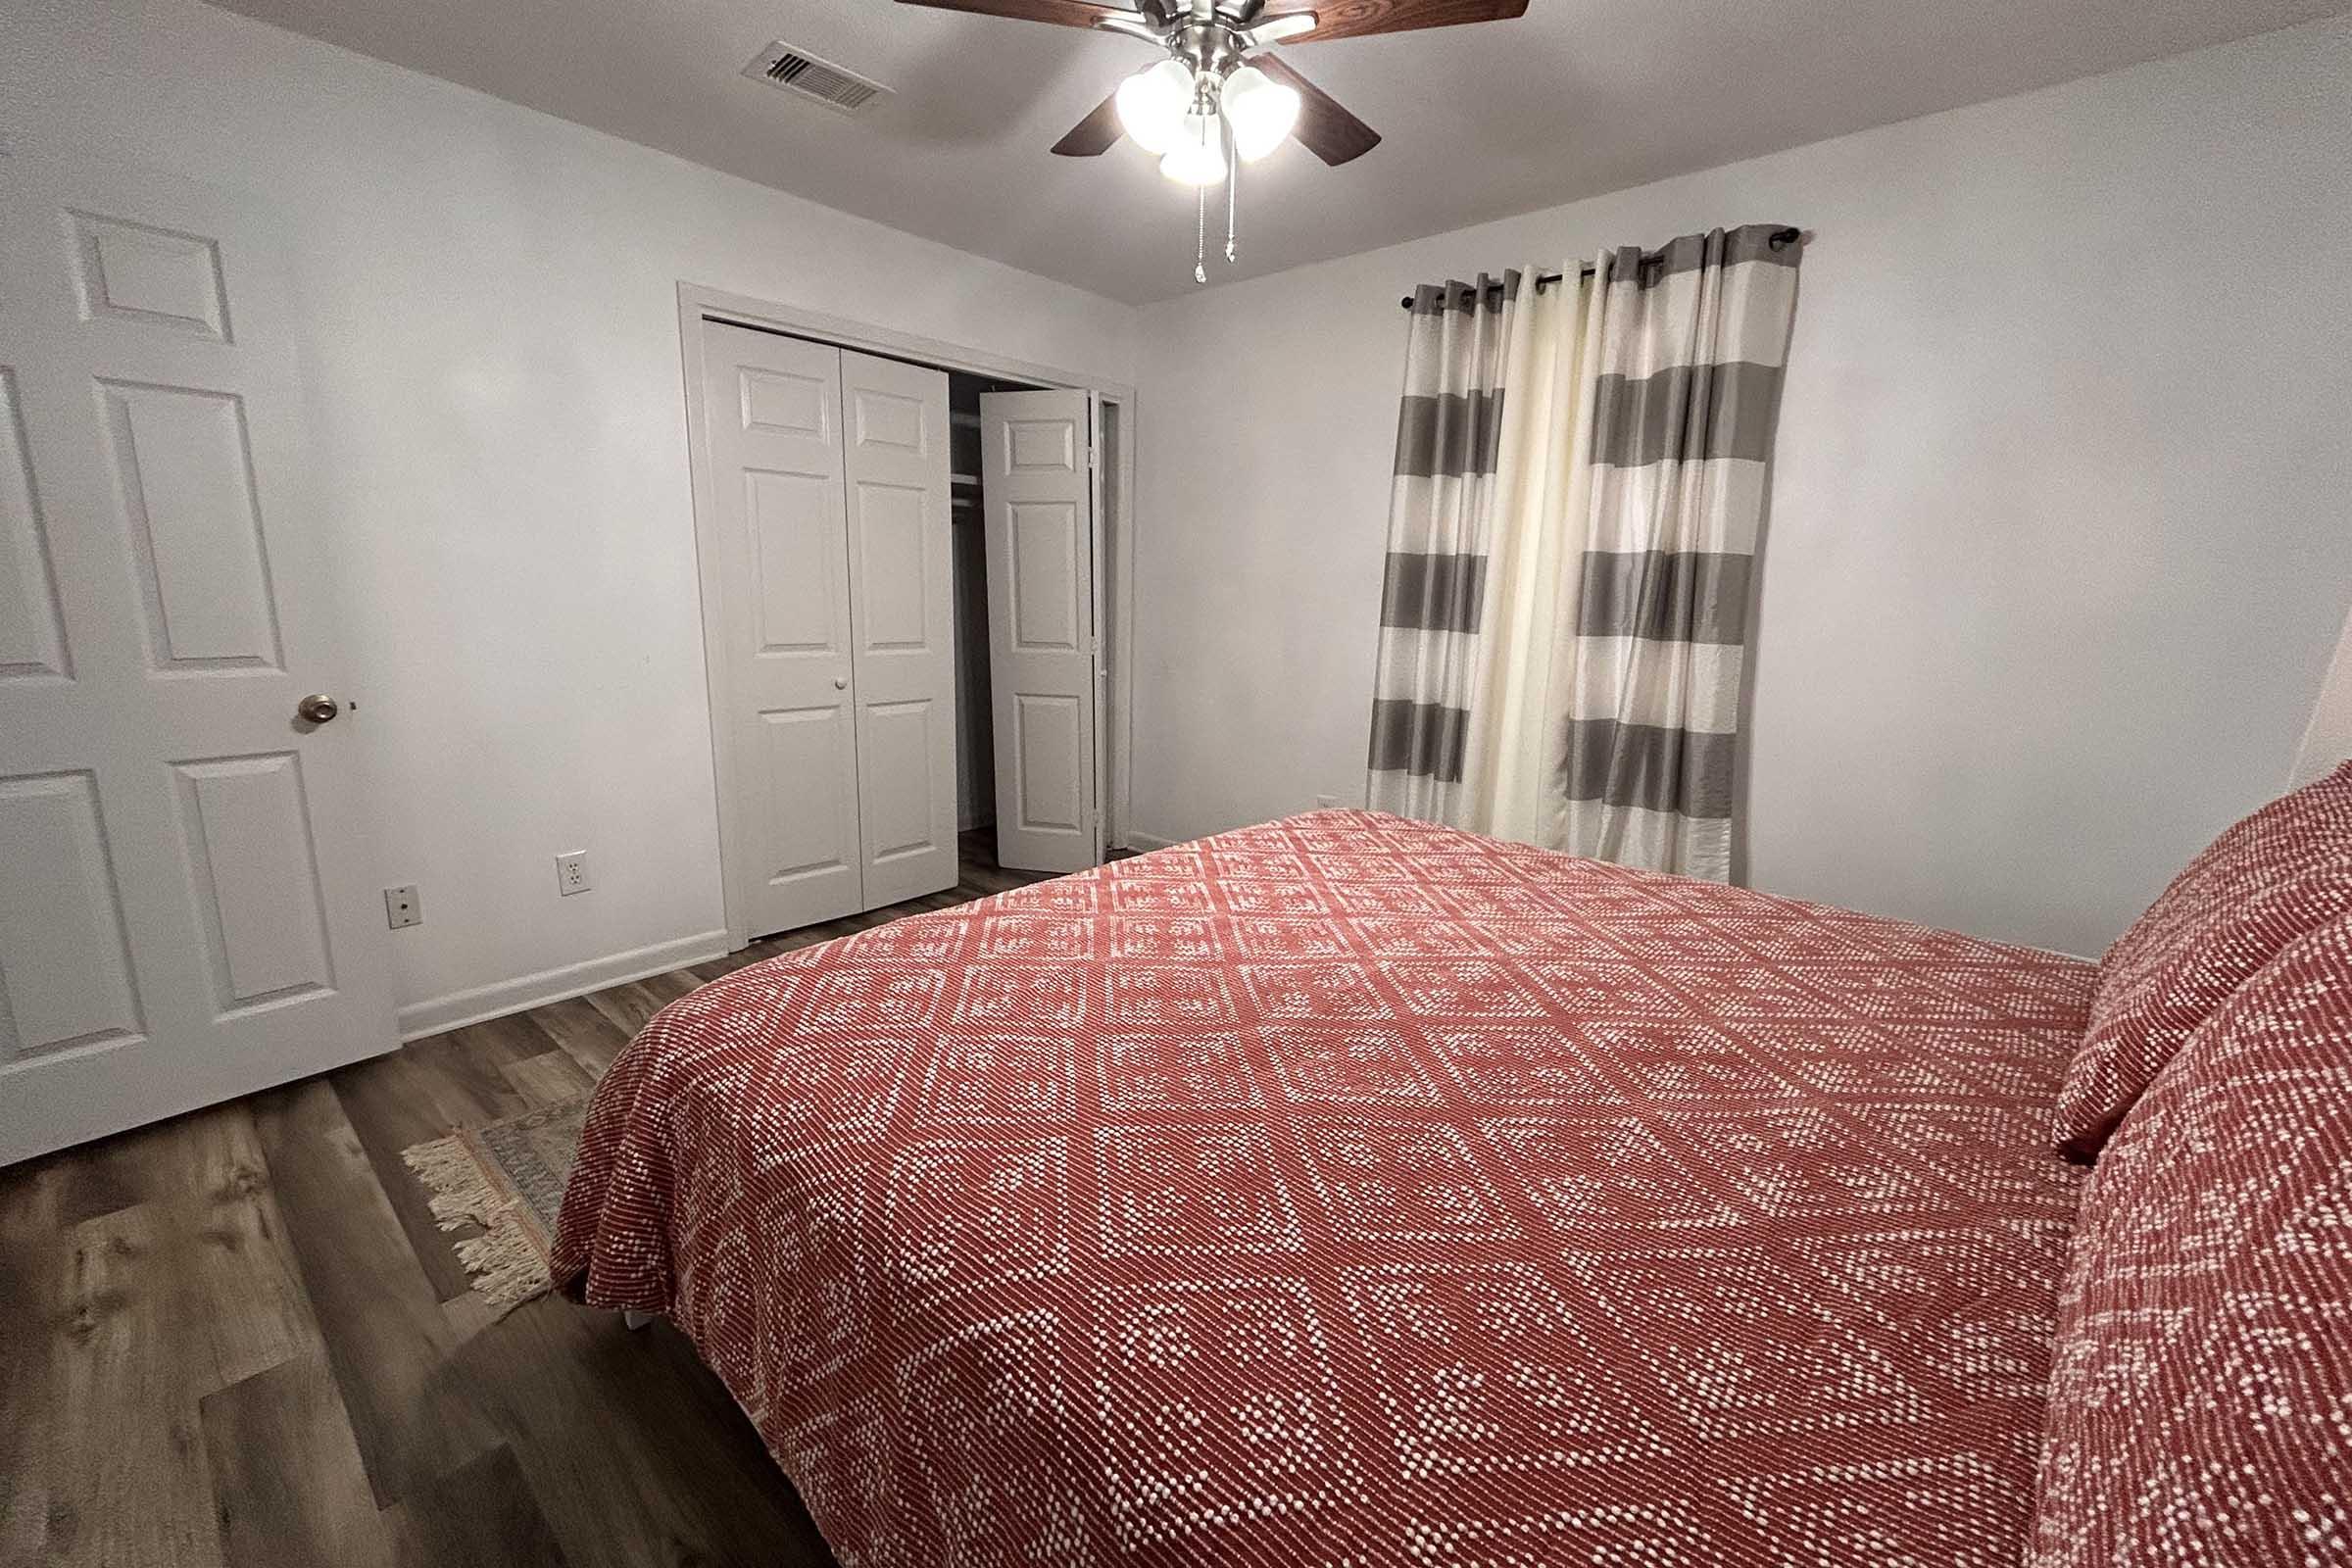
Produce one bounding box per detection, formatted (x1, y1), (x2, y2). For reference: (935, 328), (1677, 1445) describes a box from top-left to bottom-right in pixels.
(402, 1096), (590, 1314)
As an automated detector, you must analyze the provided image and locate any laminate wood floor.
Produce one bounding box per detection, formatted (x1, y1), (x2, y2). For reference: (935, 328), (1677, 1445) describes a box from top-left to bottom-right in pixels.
(0, 834), (1051, 1568)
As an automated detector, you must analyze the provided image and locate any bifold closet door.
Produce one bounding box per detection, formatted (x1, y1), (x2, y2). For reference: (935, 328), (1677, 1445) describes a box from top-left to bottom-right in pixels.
(700, 321), (863, 938)
(981, 388), (1100, 874)
(838, 350), (958, 907)
(699, 323), (958, 940)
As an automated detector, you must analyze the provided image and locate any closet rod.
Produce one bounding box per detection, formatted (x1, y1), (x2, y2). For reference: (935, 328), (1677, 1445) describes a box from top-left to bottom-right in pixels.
(1396, 227), (1801, 310)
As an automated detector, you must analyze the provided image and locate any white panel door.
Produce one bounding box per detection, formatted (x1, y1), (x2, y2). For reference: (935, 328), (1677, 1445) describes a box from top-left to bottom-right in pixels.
(981, 389), (1099, 874)
(839, 350), (957, 908)
(0, 160), (393, 1165)
(699, 320), (864, 938)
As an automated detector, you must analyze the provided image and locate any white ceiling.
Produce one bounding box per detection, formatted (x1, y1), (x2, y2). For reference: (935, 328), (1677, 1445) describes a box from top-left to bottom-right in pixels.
(208, 0), (2344, 304)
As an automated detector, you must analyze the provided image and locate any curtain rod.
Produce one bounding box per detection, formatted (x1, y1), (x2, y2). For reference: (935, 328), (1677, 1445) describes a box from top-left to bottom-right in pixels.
(1396, 226), (1802, 310)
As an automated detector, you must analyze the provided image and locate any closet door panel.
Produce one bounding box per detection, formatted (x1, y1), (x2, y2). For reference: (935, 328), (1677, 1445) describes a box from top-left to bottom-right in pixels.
(701, 321), (862, 938)
(981, 389), (1098, 874)
(840, 350), (956, 908)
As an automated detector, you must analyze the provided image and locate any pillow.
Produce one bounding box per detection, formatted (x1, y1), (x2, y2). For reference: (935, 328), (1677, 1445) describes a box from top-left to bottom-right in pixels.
(2052, 760), (2352, 1160)
(2026, 919), (2352, 1566)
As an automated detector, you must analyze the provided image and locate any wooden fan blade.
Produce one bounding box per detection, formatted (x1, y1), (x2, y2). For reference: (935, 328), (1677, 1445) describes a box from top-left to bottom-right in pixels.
(1253, 0), (1529, 43)
(1052, 89), (1125, 156)
(1252, 55), (1381, 166)
(893, 0), (1131, 29)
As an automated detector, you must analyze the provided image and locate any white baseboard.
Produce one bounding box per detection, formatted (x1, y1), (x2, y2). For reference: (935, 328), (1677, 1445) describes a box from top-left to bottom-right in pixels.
(396, 927), (733, 1041)
(1121, 831), (1178, 853)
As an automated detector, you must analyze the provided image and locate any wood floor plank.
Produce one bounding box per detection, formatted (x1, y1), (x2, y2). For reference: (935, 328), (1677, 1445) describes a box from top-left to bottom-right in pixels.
(443, 1303), (824, 1568)
(410, 1020), (544, 1119)
(250, 1078), (499, 1507)
(453, 1010), (567, 1066)
(524, 997), (632, 1081)
(9, 1106), (319, 1568)
(24, 1103), (316, 1399)
(166, 1104), (322, 1398)
(643, 968), (704, 1001)
(45, 1131), (150, 1231)
(337, 1035), (514, 1149)
(502, 1049), (598, 1107)
(383, 1446), (570, 1568)
(440, 1286), (504, 1345)
(332, 1045), (522, 1303)
(47, 1100), (263, 1232)
(579, 984), (656, 1038)
(0, 1158), (62, 1568)
(579, 971), (695, 1039)
(46, 1202), (227, 1568)
(199, 1353), (394, 1568)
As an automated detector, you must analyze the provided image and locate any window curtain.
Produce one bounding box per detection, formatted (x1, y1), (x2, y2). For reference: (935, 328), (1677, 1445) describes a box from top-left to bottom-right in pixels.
(1365, 273), (1519, 822)
(1367, 224), (1801, 881)
(1561, 226), (1800, 878)
(1457, 267), (1598, 846)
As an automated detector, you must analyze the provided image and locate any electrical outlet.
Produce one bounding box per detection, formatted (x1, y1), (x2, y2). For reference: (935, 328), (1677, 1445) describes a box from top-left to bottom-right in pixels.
(556, 852), (591, 897)
(1315, 795), (1338, 810)
(384, 885), (421, 929)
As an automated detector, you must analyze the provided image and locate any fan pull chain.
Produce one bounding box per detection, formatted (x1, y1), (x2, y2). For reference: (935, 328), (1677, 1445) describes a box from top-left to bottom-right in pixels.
(1224, 113), (1238, 264)
(1194, 171), (1207, 285)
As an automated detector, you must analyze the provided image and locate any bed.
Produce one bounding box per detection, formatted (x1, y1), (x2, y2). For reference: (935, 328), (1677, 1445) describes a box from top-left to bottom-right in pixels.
(553, 808), (2098, 1565)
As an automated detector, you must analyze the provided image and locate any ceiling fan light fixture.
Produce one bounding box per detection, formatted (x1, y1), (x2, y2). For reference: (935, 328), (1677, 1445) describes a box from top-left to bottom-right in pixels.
(1220, 65), (1299, 161)
(1114, 58), (1193, 155)
(1159, 111), (1228, 185)
(930, 0), (1419, 281)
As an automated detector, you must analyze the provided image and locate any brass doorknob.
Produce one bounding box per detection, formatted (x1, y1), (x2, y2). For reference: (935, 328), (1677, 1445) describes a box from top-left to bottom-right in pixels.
(297, 693), (340, 724)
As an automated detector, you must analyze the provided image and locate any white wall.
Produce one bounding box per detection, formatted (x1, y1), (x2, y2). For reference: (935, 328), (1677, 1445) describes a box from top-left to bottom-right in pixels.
(1129, 16), (2352, 957)
(2293, 605), (2352, 788)
(3, 0), (1136, 1032)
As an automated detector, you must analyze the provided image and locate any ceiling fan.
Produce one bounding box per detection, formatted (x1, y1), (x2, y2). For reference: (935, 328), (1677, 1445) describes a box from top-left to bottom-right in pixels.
(893, 0), (1530, 280)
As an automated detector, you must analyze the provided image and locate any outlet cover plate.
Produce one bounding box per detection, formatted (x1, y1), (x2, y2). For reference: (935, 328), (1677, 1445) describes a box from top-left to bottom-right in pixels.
(384, 885), (421, 929)
(556, 852), (591, 896)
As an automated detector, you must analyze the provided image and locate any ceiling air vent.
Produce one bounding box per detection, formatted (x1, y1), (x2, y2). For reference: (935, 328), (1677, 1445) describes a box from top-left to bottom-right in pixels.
(742, 42), (891, 115)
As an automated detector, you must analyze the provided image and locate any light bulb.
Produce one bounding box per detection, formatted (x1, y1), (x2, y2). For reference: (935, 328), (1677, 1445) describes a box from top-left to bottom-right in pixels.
(1115, 59), (1193, 155)
(1221, 64), (1299, 162)
(1158, 112), (1227, 186)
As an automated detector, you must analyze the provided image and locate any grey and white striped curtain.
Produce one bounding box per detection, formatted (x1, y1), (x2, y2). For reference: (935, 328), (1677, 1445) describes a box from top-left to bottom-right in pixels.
(1365, 272), (1520, 821)
(1561, 226), (1799, 878)
(1367, 225), (1801, 881)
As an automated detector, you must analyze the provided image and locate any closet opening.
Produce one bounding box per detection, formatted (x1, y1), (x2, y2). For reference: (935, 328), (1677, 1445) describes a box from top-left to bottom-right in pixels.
(677, 286), (1132, 951)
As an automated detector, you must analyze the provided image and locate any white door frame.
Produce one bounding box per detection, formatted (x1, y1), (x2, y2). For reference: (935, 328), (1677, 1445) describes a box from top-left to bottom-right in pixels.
(676, 282), (1139, 951)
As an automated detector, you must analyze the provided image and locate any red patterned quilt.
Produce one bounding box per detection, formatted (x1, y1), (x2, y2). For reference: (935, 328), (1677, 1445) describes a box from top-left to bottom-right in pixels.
(553, 810), (2094, 1567)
